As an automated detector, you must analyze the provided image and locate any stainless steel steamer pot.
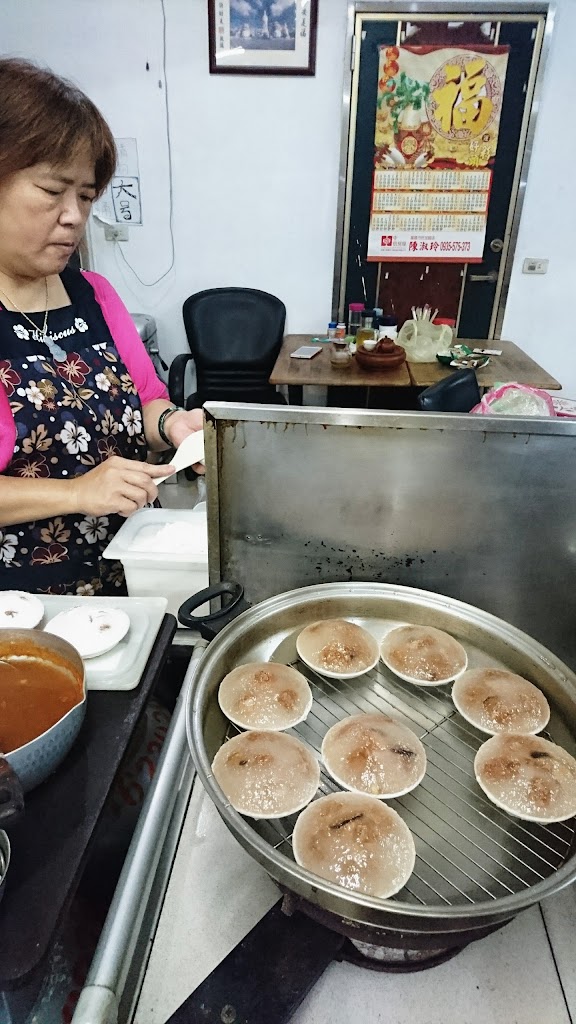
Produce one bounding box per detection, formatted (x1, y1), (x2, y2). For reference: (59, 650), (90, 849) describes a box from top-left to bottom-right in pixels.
(186, 582), (576, 945)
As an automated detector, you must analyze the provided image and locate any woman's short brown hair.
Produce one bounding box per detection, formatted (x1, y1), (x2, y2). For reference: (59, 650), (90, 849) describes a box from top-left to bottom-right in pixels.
(0, 58), (116, 194)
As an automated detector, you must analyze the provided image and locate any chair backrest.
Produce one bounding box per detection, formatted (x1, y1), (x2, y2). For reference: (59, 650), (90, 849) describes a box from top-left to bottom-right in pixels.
(417, 368), (481, 413)
(182, 287), (286, 402)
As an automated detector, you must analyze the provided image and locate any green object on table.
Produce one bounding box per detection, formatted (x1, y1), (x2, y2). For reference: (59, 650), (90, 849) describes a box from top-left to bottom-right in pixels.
(436, 345), (489, 370)
(436, 344), (473, 365)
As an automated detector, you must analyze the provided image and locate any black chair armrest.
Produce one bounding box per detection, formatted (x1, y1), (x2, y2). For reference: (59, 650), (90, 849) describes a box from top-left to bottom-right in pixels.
(417, 369), (480, 413)
(184, 392), (200, 411)
(168, 352), (195, 407)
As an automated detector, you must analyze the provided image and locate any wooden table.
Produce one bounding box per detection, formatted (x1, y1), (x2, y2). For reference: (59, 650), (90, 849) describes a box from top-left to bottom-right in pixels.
(269, 333), (411, 404)
(408, 339), (561, 390)
(270, 335), (561, 404)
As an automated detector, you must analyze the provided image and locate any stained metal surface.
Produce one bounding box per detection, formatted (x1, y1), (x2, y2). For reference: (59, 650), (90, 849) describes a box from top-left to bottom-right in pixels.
(204, 404), (576, 672)
(187, 580), (576, 936)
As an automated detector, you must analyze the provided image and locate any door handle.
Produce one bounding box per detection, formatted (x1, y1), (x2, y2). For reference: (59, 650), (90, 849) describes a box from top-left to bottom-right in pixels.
(469, 270), (499, 283)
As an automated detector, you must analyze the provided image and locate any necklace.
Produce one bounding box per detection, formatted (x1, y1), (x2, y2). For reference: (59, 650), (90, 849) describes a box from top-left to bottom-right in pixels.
(0, 278), (67, 361)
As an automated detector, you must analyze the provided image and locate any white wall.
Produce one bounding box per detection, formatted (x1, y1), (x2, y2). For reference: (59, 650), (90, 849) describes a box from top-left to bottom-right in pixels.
(1, 0), (574, 394)
(0, 0), (348, 370)
(501, 0), (576, 395)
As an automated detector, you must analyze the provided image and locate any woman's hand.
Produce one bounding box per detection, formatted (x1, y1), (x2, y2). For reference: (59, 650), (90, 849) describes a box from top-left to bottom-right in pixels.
(71, 456), (175, 518)
(163, 407), (205, 474)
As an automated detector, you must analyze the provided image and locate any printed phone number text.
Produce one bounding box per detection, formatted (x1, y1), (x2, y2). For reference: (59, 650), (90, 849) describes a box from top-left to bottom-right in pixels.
(439, 241), (472, 252)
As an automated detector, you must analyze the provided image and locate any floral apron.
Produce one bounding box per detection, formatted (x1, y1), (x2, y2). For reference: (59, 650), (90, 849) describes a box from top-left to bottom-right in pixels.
(0, 267), (148, 595)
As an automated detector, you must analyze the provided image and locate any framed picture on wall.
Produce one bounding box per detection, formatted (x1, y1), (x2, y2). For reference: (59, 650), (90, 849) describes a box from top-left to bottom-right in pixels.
(208, 0), (318, 76)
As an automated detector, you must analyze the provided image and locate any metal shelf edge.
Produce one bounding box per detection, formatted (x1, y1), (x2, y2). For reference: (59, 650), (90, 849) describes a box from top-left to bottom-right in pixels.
(72, 639), (207, 1024)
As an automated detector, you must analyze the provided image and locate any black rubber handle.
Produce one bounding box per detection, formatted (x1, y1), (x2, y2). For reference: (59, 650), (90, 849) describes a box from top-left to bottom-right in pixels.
(178, 581), (250, 639)
(0, 758), (24, 828)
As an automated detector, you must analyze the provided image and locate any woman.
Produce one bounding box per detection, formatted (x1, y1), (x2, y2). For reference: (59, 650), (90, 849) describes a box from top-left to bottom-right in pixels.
(0, 58), (205, 1019)
(0, 57), (203, 596)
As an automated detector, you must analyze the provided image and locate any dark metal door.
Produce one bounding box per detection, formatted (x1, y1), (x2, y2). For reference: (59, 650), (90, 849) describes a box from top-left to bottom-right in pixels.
(340, 11), (546, 339)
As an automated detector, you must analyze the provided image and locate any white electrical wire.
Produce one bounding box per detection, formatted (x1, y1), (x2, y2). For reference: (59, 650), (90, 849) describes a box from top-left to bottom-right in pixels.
(114, 0), (175, 288)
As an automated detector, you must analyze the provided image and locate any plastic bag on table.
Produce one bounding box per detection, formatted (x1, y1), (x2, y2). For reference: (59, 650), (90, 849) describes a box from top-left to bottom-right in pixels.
(471, 382), (556, 417)
(397, 319), (453, 362)
(552, 397), (576, 418)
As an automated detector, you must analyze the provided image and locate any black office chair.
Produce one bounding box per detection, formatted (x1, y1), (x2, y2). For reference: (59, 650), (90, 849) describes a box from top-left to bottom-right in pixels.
(169, 287), (287, 409)
(417, 369), (481, 413)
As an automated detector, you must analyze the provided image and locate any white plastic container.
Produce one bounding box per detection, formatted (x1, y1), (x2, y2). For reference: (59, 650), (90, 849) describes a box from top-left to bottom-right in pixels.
(102, 505), (209, 620)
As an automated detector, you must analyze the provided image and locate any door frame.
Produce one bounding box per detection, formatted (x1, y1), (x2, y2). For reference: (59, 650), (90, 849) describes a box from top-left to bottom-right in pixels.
(332, 0), (556, 338)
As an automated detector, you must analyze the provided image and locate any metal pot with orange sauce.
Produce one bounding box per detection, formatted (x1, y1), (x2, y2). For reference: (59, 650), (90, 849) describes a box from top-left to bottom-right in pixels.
(0, 629), (86, 793)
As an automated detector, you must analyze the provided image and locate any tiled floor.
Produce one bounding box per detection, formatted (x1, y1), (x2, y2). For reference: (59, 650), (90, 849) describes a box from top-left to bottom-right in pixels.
(136, 784), (576, 1024)
(540, 884), (576, 1016)
(291, 906), (572, 1024)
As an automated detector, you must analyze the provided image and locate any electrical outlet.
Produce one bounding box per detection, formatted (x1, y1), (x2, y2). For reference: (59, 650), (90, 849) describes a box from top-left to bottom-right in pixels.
(104, 224), (129, 242)
(522, 258), (548, 275)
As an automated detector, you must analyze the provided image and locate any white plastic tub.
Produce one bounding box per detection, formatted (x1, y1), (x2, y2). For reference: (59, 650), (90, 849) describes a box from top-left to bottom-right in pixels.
(102, 505), (209, 620)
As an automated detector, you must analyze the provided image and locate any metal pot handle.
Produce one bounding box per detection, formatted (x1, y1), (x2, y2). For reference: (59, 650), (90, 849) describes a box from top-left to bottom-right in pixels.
(0, 757), (24, 827)
(178, 581), (251, 639)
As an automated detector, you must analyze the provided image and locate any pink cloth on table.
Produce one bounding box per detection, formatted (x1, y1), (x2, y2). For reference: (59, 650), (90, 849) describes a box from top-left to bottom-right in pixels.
(0, 271), (168, 472)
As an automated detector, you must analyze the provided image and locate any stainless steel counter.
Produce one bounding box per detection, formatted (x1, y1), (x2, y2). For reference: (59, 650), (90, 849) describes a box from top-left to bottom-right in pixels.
(73, 403), (576, 1023)
(72, 641), (207, 1024)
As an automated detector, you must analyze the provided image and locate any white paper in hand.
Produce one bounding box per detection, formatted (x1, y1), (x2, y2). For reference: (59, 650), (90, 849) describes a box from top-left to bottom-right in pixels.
(158, 431), (205, 482)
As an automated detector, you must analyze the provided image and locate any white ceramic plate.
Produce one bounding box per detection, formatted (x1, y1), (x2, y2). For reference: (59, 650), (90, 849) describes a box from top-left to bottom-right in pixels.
(380, 623), (468, 687)
(296, 619), (380, 680)
(41, 596), (167, 690)
(451, 667), (550, 736)
(474, 733), (576, 823)
(218, 662), (313, 732)
(292, 792), (416, 899)
(44, 605), (131, 660)
(321, 714), (427, 799)
(211, 731), (320, 819)
(0, 591), (44, 629)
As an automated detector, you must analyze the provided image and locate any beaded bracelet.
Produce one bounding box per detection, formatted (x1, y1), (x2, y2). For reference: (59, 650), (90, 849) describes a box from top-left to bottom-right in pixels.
(157, 405), (183, 446)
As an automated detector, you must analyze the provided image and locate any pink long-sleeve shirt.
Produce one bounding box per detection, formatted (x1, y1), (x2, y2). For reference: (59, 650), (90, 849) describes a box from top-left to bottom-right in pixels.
(0, 271), (168, 472)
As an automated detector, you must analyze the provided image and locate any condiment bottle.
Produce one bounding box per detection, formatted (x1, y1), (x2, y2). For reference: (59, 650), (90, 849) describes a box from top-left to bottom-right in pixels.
(378, 313), (398, 342)
(335, 322), (346, 339)
(347, 302), (365, 337)
(327, 321), (337, 340)
(355, 312), (375, 349)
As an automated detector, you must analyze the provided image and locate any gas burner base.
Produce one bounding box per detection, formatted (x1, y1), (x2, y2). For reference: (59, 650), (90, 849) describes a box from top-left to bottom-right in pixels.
(280, 889), (507, 957)
(339, 937), (466, 973)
